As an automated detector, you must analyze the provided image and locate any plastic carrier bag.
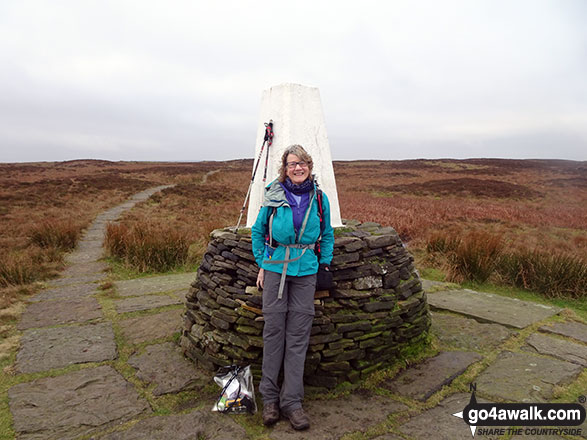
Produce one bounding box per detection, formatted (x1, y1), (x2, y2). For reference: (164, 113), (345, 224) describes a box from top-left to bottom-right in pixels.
(212, 365), (257, 414)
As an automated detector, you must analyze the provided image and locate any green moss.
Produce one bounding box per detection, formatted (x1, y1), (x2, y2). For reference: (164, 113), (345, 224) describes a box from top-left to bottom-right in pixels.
(397, 332), (434, 361)
(106, 257), (199, 281)
(551, 369), (587, 403)
(418, 266), (446, 281)
(334, 227), (355, 237)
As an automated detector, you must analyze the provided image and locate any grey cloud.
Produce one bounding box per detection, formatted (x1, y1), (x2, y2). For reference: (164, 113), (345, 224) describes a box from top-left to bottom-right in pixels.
(0, 0), (586, 162)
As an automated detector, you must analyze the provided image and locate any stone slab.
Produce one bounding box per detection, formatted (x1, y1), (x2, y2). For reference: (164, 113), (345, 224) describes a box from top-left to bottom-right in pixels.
(431, 312), (514, 351)
(16, 322), (117, 373)
(524, 333), (587, 366)
(475, 351), (582, 402)
(115, 295), (182, 314)
(398, 393), (498, 440)
(18, 297), (102, 329)
(114, 273), (195, 297)
(76, 240), (103, 252)
(30, 283), (100, 302)
(65, 248), (104, 264)
(61, 261), (108, 277)
(427, 289), (561, 329)
(119, 309), (182, 344)
(174, 289), (188, 303)
(268, 392), (408, 440)
(80, 230), (105, 241)
(128, 342), (206, 395)
(48, 273), (107, 287)
(384, 351), (482, 401)
(8, 365), (151, 440)
(539, 321), (587, 344)
(99, 410), (246, 440)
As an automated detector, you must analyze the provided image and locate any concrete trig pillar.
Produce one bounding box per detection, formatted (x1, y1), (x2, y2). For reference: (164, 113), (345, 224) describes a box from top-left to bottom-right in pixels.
(245, 83), (343, 227)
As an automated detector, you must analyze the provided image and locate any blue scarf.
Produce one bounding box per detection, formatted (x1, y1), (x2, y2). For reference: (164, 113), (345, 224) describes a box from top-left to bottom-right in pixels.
(282, 177), (313, 195)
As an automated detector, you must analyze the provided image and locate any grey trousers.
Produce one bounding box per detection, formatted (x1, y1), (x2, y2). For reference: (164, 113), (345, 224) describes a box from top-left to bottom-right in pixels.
(259, 270), (316, 412)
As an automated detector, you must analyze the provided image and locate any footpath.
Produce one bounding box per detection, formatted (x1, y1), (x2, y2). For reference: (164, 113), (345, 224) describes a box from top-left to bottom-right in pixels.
(5, 188), (587, 440)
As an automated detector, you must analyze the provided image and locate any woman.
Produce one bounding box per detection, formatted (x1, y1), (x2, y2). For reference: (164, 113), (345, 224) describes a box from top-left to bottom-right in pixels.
(251, 144), (334, 430)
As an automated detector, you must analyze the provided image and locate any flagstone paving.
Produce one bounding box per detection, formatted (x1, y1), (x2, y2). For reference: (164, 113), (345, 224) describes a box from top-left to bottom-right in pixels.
(118, 309), (183, 344)
(8, 366), (151, 440)
(524, 332), (587, 366)
(17, 297), (103, 329)
(6, 186), (586, 440)
(474, 351), (583, 402)
(114, 294), (183, 313)
(430, 312), (513, 351)
(29, 282), (101, 302)
(383, 351), (482, 401)
(128, 342), (207, 396)
(16, 322), (117, 373)
(427, 289), (561, 329)
(99, 411), (247, 440)
(539, 320), (587, 344)
(47, 272), (108, 286)
(113, 273), (195, 297)
(267, 393), (408, 440)
(397, 393), (498, 440)
(59, 260), (109, 278)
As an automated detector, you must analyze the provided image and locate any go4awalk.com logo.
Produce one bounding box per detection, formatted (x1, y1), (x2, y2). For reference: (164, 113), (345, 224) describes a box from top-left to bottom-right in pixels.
(452, 384), (586, 437)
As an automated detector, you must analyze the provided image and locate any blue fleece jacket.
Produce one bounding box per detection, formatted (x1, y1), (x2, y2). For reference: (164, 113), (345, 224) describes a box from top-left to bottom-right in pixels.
(251, 179), (334, 277)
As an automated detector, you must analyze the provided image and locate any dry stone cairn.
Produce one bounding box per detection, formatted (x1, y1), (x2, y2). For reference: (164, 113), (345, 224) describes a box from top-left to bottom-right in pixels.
(181, 221), (430, 389)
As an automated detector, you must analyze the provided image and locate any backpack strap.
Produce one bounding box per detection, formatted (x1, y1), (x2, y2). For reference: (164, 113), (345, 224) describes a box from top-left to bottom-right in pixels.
(315, 188), (324, 260)
(267, 207), (277, 249)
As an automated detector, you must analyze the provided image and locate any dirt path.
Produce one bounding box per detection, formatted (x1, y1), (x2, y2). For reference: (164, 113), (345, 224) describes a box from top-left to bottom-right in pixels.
(201, 169), (220, 184)
(4, 188), (586, 440)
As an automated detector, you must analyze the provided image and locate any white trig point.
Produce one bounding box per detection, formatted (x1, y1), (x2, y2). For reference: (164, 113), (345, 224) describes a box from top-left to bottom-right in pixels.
(245, 83), (343, 228)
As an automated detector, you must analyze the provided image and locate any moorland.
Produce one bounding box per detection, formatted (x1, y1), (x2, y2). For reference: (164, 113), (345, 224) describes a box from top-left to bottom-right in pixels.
(0, 158), (585, 327)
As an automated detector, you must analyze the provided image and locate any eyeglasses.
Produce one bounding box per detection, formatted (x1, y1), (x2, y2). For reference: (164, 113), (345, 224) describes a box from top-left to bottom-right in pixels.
(286, 161), (309, 169)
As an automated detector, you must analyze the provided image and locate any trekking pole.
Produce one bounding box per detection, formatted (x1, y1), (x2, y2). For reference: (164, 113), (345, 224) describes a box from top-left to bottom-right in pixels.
(234, 120), (274, 231)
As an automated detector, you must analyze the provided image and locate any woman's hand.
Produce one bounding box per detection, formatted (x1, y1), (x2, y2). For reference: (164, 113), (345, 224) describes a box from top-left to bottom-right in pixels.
(256, 268), (264, 289)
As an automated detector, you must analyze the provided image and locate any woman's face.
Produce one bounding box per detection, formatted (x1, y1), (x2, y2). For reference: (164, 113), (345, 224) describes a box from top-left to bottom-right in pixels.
(285, 153), (310, 185)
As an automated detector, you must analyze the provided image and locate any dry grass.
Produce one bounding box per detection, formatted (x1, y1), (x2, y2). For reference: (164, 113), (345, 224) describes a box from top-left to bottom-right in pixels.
(107, 168), (250, 271)
(497, 250), (586, 299)
(29, 220), (83, 250)
(0, 335), (19, 361)
(0, 160), (221, 310)
(447, 231), (505, 284)
(105, 221), (192, 272)
(336, 159), (586, 299)
(425, 230), (586, 298)
(336, 159), (586, 252)
(1, 157), (584, 300)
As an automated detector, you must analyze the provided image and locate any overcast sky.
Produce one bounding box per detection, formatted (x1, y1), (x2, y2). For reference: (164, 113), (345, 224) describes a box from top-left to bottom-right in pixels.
(1, 0), (586, 162)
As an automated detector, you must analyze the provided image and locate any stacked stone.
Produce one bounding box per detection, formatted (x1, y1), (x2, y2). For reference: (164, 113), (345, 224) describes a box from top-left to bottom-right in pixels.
(181, 221), (430, 389)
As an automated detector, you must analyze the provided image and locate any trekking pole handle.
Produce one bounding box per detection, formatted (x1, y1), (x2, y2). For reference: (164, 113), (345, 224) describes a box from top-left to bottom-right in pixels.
(264, 120), (274, 144)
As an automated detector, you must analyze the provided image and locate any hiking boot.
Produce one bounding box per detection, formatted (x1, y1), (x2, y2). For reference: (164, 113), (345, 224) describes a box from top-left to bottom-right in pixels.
(262, 402), (280, 426)
(282, 407), (310, 430)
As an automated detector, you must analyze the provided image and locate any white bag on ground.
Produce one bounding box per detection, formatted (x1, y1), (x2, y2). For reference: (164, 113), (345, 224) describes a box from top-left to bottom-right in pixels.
(212, 365), (257, 414)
